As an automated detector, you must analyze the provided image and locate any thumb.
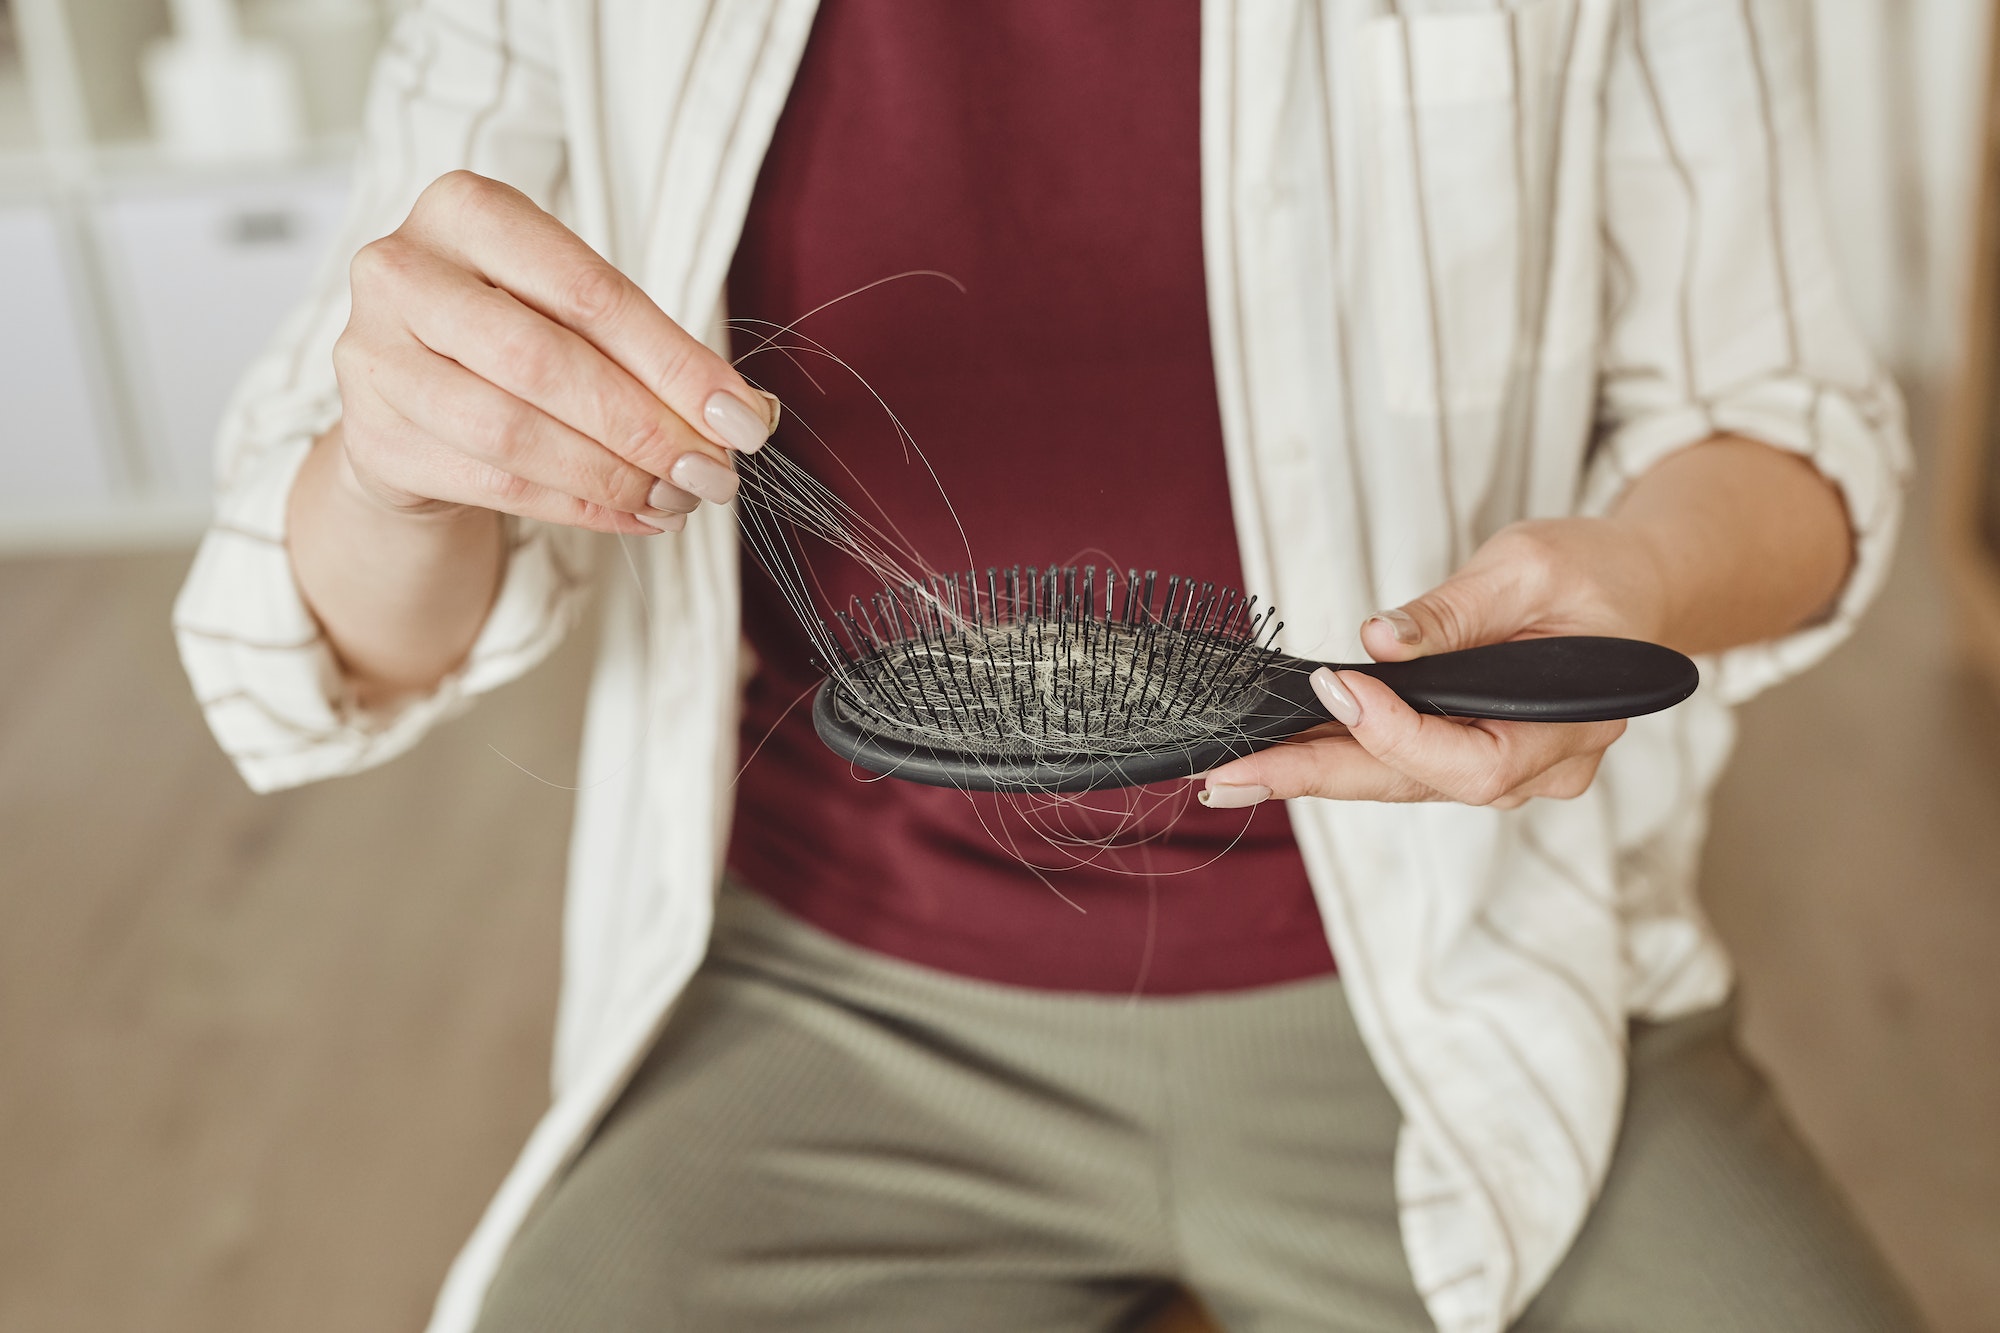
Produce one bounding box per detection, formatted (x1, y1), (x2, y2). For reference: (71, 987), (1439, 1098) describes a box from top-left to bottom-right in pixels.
(1360, 561), (1541, 662)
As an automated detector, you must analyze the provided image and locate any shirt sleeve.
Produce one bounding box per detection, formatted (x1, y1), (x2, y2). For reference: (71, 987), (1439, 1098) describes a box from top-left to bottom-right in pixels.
(172, 0), (596, 793)
(1582, 0), (1910, 704)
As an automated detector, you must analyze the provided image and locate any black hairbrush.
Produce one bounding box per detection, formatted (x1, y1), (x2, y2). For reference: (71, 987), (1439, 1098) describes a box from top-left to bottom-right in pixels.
(807, 564), (1697, 793)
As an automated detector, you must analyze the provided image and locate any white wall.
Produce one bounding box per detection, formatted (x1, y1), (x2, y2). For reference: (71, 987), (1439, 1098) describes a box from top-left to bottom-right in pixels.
(0, 0), (1987, 548)
(1813, 0), (1993, 385)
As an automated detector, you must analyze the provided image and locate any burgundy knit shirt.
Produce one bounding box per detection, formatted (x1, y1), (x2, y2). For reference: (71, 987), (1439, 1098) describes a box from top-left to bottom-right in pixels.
(723, 0), (1334, 993)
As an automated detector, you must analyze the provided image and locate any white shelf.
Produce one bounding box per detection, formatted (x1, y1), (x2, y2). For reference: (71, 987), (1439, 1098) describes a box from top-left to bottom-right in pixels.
(0, 0), (380, 552)
(96, 160), (352, 498)
(86, 130), (358, 186)
(0, 193), (120, 510)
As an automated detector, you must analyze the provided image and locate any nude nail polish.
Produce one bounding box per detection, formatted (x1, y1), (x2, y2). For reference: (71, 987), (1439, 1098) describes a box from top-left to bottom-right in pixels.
(669, 453), (739, 505)
(755, 389), (782, 431)
(634, 509), (686, 534)
(1199, 783), (1271, 809)
(1311, 667), (1361, 727)
(704, 391), (774, 454)
(647, 479), (700, 514)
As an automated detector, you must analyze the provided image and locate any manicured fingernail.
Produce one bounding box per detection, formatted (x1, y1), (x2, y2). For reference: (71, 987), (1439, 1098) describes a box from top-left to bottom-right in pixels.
(755, 389), (782, 431)
(1312, 667), (1361, 727)
(646, 479), (700, 514)
(1199, 783), (1270, 809)
(669, 453), (739, 505)
(634, 509), (686, 534)
(1367, 608), (1422, 646)
(705, 391), (774, 453)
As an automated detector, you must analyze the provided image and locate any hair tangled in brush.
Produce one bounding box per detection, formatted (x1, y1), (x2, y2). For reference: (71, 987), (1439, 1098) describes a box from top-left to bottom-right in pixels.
(822, 565), (1283, 762)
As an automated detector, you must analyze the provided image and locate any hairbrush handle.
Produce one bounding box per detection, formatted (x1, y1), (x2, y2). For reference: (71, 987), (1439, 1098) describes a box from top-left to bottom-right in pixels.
(808, 630), (1699, 798)
(1310, 635), (1698, 723)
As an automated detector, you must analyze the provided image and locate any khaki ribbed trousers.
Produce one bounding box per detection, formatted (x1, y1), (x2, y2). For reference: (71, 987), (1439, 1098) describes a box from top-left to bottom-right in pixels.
(475, 885), (1923, 1332)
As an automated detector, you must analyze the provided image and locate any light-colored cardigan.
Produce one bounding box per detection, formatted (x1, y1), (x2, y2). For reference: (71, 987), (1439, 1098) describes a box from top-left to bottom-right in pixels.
(172, 2), (1906, 1329)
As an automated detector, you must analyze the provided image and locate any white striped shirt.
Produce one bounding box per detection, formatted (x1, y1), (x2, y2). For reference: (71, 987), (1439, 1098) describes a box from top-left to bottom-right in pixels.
(172, 2), (1906, 1329)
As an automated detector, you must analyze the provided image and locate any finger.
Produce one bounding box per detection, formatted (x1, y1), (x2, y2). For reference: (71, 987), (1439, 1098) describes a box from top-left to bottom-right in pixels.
(1358, 530), (1564, 661)
(1203, 725), (1440, 805)
(1326, 669), (1625, 807)
(351, 334), (687, 530)
(422, 448), (670, 534)
(405, 172), (778, 454)
(1491, 751), (1607, 808)
(1361, 571), (1546, 665)
(381, 249), (728, 500)
(339, 407), (661, 536)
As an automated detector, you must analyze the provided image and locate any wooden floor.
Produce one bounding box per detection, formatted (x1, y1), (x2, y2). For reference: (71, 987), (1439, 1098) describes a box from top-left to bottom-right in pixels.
(3, 468), (1997, 1331)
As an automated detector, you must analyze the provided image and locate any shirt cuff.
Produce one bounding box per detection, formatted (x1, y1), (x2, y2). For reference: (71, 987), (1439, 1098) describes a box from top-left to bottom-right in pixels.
(174, 436), (594, 792)
(1578, 373), (1909, 706)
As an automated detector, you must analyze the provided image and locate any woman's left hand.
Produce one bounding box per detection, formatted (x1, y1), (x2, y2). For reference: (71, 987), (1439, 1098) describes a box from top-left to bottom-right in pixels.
(1198, 517), (1672, 811)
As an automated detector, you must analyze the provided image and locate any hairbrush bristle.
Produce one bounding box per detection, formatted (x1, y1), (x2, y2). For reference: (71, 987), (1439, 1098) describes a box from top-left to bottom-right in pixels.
(817, 565), (1284, 759)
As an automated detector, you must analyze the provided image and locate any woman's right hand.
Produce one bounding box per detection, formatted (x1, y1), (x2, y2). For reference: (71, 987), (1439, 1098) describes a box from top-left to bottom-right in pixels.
(330, 169), (776, 536)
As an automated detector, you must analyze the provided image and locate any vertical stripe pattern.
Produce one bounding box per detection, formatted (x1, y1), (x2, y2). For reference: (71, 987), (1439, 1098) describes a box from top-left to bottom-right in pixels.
(172, 2), (1907, 1331)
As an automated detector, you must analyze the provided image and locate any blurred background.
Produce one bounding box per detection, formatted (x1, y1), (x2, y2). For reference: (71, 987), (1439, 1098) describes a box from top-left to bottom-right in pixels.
(2, 1), (1998, 1330)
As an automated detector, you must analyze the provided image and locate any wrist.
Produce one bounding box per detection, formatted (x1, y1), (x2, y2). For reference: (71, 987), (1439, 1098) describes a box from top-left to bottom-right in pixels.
(1593, 513), (1679, 646)
(288, 422), (507, 706)
(291, 423), (504, 608)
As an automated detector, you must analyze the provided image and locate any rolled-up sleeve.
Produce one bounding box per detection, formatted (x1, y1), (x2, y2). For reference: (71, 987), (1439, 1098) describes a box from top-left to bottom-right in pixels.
(1582, 0), (1909, 704)
(172, 0), (594, 793)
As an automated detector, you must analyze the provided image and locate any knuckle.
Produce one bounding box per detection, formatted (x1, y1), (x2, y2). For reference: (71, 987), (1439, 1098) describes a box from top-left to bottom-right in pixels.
(1495, 525), (1564, 593)
(1457, 768), (1514, 808)
(330, 330), (394, 402)
(574, 501), (627, 533)
(494, 324), (558, 395)
(419, 170), (477, 213)
(423, 169), (510, 221)
(1424, 595), (1476, 648)
(616, 417), (679, 470)
(558, 263), (627, 327)
(560, 448), (649, 513)
(330, 327), (366, 381)
(608, 467), (658, 513)
(1493, 520), (1556, 562)
(479, 464), (535, 509)
(474, 398), (537, 461)
(348, 235), (411, 292)
(645, 336), (701, 399)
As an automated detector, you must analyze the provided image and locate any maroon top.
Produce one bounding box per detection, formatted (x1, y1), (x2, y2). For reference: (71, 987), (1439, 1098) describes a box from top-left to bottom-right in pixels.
(723, 0), (1334, 994)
